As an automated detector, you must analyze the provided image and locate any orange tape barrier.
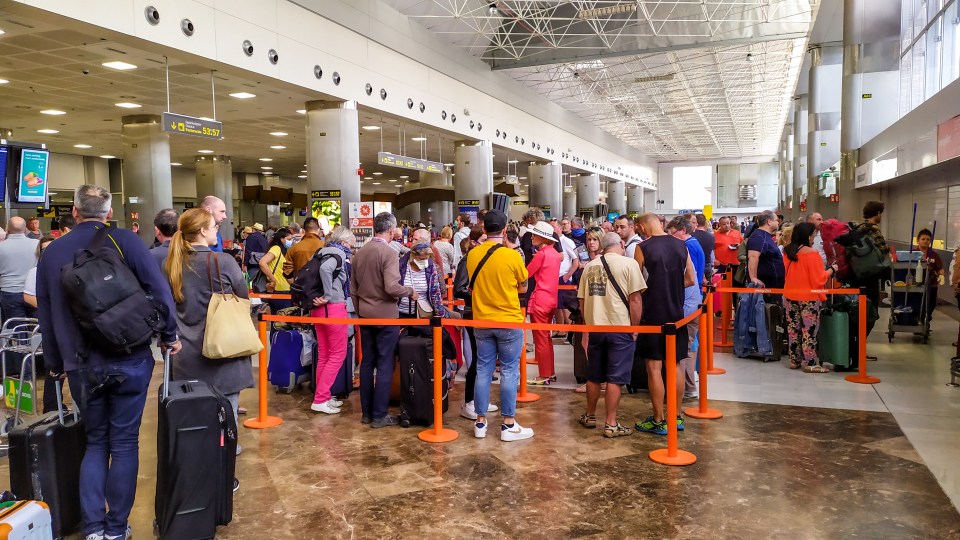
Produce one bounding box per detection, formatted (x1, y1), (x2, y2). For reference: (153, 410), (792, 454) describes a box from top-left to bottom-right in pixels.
(684, 303), (723, 420)
(518, 308), (540, 403)
(243, 320), (283, 430)
(558, 284), (578, 291)
(249, 292), (292, 301)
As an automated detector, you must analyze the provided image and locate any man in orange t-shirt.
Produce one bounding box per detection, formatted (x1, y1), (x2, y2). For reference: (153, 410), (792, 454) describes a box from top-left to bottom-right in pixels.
(713, 216), (743, 272)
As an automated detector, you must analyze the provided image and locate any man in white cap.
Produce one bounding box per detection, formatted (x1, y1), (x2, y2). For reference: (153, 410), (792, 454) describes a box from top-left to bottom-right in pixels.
(525, 220), (563, 385)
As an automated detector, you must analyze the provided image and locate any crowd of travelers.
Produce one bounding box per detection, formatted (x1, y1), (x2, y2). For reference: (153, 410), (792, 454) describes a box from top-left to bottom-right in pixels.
(1, 183), (954, 539)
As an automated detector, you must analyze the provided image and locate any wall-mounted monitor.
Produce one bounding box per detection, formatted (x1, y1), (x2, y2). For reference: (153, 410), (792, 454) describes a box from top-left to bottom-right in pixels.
(241, 185), (261, 200)
(270, 187), (292, 204)
(0, 146), (7, 202)
(17, 148), (49, 204)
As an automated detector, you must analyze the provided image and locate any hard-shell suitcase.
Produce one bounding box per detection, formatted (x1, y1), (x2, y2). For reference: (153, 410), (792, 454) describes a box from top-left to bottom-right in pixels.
(571, 331), (587, 384)
(267, 330), (309, 392)
(0, 500), (54, 539)
(311, 342), (354, 398)
(396, 336), (448, 427)
(765, 302), (785, 361)
(7, 380), (83, 538)
(155, 352), (237, 540)
(818, 308), (851, 370)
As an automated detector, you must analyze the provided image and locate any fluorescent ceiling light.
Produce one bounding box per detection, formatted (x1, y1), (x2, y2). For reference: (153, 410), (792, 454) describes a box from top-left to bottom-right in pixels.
(0, 79), (8, 84)
(361, 125), (381, 131)
(363, 177), (373, 180)
(228, 92), (256, 99)
(388, 179), (397, 182)
(37, 129), (59, 134)
(115, 102), (141, 109)
(170, 162), (182, 166)
(102, 61), (138, 70)
(507, 160), (519, 164)
(40, 109), (66, 116)
(372, 182), (381, 185)
(259, 158), (272, 162)
(100, 155), (116, 159)
(298, 175), (307, 178)
(411, 137), (427, 142)
(372, 172), (383, 175)
(261, 166), (273, 170)
(199, 117), (216, 122)
(270, 145), (286, 149)
(74, 144), (92, 149)
(197, 149), (214, 154)
(300, 170), (307, 174)
(270, 132), (287, 137)
(443, 163), (454, 167)
(296, 109), (306, 114)
(399, 175), (409, 179)
(0, 29), (4, 36)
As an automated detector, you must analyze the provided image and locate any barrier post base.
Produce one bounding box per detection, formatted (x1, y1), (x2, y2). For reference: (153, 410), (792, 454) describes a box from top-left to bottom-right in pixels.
(516, 392), (541, 403)
(418, 428), (459, 443)
(244, 416), (283, 429)
(706, 367), (726, 375)
(683, 407), (723, 419)
(845, 374), (880, 384)
(526, 357), (538, 364)
(649, 448), (697, 466)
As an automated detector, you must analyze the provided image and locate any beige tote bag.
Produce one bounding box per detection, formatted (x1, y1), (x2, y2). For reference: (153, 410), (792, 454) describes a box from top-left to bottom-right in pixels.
(202, 253), (264, 359)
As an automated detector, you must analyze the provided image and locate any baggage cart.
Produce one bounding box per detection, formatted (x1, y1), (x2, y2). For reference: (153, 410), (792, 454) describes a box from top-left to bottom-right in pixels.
(887, 253), (931, 343)
(0, 319), (42, 442)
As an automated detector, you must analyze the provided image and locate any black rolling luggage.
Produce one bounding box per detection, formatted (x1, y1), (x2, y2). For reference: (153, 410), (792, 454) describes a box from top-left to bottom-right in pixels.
(572, 331), (587, 384)
(314, 342), (354, 398)
(155, 351), (237, 540)
(7, 379), (84, 538)
(765, 301), (786, 361)
(396, 335), (448, 427)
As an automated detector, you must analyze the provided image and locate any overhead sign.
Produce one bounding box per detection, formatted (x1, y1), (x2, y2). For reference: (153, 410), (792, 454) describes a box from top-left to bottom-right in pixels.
(311, 190), (341, 199)
(512, 200), (528, 206)
(862, 93), (872, 99)
(378, 152), (444, 173)
(541, 205), (551, 210)
(457, 199), (480, 206)
(162, 112), (223, 140)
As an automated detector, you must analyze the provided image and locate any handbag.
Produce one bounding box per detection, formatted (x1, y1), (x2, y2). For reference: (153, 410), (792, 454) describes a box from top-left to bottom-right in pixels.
(202, 253), (265, 359)
(415, 297), (435, 318)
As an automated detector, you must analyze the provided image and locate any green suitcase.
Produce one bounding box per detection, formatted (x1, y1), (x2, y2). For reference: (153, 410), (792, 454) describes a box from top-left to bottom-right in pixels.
(818, 309), (850, 370)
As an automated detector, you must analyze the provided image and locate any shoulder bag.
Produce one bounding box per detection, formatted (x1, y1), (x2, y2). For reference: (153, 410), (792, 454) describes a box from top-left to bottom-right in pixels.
(202, 253), (265, 359)
(600, 255), (630, 311)
(469, 244), (503, 290)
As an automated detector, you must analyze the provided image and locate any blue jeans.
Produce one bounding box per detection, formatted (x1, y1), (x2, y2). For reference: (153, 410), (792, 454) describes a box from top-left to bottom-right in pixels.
(359, 325), (401, 420)
(0, 291), (34, 323)
(474, 328), (523, 420)
(69, 355), (155, 536)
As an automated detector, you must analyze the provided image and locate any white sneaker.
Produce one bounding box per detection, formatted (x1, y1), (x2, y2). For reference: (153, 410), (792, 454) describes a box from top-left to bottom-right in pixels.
(683, 391), (699, 400)
(310, 401), (341, 414)
(486, 403), (499, 413)
(329, 398), (344, 408)
(460, 401), (478, 420)
(474, 421), (487, 438)
(500, 422), (534, 442)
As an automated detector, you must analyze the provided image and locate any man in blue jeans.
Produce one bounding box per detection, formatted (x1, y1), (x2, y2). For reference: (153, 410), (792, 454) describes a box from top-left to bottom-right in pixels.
(465, 210), (534, 442)
(37, 185), (180, 540)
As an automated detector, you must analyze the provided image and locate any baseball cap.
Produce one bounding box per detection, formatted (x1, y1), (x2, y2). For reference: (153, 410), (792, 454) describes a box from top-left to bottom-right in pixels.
(483, 210), (508, 233)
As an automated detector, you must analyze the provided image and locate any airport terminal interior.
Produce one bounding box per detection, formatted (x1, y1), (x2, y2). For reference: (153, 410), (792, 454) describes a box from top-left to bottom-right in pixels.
(0, 0), (959, 538)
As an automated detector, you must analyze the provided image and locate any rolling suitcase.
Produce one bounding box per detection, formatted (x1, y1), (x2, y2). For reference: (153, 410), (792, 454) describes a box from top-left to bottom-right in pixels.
(0, 500), (54, 539)
(818, 307), (851, 370)
(155, 351), (237, 540)
(571, 331), (587, 384)
(7, 380), (83, 538)
(311, 342), (354, 398)
(396, 336), (448, 427)
(267, 330), (309, 393)
(765, 302), (786, 361)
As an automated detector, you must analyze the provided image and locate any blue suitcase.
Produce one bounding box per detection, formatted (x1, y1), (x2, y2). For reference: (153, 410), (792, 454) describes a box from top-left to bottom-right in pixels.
(268, 330), (310, 393)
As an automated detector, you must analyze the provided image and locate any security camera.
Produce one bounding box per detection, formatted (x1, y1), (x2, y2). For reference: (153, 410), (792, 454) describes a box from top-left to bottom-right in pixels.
(573, 71), (580, 78)
(488, 4), (497, 15)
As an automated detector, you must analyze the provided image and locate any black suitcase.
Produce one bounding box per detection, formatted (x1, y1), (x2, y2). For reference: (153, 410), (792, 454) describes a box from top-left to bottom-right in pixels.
(7, 379), (84, 538)
(765, 302), (786, 361)
(313, 341), (354, 398)
(155, 352), (237, 540)
(571, 331), (587, 384)
(396, 336), (448, 427)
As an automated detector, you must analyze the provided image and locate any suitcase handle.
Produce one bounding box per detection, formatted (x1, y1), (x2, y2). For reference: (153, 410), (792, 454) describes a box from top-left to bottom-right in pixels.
(161, 349), (172, 400)
(54, 378), (78, 426)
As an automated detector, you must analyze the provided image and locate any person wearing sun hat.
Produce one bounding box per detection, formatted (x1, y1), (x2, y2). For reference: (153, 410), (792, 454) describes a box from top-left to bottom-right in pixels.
(525, 220), (563, 385)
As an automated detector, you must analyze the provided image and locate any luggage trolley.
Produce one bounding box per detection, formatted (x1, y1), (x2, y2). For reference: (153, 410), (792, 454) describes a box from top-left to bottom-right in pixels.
(0, 318), (42, 441)
(887, 252), (931, 343)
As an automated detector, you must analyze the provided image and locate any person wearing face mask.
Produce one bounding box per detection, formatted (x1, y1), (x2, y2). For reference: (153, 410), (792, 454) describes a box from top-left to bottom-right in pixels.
(398, 243), (450, 321)
(164, 208), (253, 459)
(258, 227), (294, 311)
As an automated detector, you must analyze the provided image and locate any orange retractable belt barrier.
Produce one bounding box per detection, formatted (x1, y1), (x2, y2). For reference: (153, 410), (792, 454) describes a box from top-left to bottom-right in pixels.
(243, 320), (283, 430)
(648, 307), (701, 466)
(714, 286), (879, 385)
(418, 321), (459, 443)
(684, 301), (723, 420)
(249, 292), (292, 301)
(518, 308), (540, 402)
(715, 270), (734, 348)
(705, 289), (725, 375)
(558, 284), (578, 291)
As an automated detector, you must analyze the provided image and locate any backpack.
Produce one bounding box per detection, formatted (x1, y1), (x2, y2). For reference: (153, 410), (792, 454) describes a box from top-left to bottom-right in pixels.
(836, 224), (891, 281)
(61, 226), (164, 356)
(290, 249), (343, 310)
(820, 219), (852, 283)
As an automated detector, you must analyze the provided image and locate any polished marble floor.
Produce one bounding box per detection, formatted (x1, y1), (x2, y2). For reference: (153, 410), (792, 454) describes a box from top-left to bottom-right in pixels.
(1, 306), (959, 539)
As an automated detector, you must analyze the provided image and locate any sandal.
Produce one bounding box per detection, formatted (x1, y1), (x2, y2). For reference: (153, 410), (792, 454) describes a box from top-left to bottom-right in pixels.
(603, 423), (633, 438)
(574, 384), (587, 393)
(578, 413), (597, 429)
(789, 362), (801, 370)
(803, 365), (830, 373)
(528, 377), (552, 386)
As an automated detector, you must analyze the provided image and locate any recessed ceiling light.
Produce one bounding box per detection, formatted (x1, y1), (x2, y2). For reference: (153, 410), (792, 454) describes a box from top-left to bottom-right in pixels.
(100, 155), (116, 159)
(197, 149), (214, 154)
(372, 172), (383, 175)
(443, 163), (454, 167)
(170, 162), (182, 166)
(363, 177), (373, 180)
(270, 132), (287, 137)
(0, 30), (4, 36)
(0, 79), (8, 84)
(261, 166), (273, 170)
(388, 179), (397, 182)
(37, 129), (59, 134)
(520, 176), (527, 180)
(115, 102), (141, 109)
(295, 109), (306, 114)
(372, 182), (381, 185)
(74, 144), (92, 149)
(411, 137), (427, 142)
(361, 125), (381, 131)
(199, 117), (216, 122)
(259, 158), (272, 162)
(300, 170), (307, 174)
(400, 175), (409, 179)
(102, 61), (138, 70)
(229, 92), (256, 99)
(298, 175), (307, 178)
(507, 160), (519, 164)
(270, 145), (286, 149)
(40, 109), (66, 116)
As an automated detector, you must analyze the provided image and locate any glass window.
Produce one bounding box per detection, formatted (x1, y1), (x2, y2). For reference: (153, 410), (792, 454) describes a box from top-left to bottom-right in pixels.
(673, 166), (712, 209)
(911, 34), (926, 110)
(945, 4), (960, 88)
(900, 49), (914, 117)
(926, 17), (943, 99)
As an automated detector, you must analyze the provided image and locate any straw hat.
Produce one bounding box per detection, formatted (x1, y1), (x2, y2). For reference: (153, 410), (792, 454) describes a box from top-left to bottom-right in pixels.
(528, 221), (555, 242)
(252, 223), (264, 232)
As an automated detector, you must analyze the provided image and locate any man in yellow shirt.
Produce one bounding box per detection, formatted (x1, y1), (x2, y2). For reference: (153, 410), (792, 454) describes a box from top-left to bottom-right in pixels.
(466, 210), (532, 442)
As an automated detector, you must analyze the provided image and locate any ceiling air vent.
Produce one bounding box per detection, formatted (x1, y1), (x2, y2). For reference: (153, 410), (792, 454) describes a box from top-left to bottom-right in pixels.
(739, 185), (757, 200)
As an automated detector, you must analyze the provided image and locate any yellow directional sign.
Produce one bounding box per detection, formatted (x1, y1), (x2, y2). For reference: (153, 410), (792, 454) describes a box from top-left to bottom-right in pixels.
(162, 112), (223, 140)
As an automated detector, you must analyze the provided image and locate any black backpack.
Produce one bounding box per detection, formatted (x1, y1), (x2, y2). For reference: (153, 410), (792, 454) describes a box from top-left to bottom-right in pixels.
(290, 249), (343, 310)
(61, 226), (165, 356)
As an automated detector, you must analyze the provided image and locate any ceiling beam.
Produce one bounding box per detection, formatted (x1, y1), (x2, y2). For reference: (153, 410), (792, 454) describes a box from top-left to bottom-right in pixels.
(488, 32), (809, 71)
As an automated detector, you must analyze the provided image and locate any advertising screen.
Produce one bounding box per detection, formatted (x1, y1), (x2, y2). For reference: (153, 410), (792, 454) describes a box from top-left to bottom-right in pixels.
(17, 148), (49, 204)
(0, 146), (7, 202)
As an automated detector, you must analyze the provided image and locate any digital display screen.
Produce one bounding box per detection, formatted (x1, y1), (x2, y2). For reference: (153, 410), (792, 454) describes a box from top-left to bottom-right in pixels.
(17, 148), (49, 204)
(0, 146), (7, 202)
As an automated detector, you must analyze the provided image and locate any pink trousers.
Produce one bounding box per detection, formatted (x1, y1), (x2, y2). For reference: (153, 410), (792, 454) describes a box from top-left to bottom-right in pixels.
(312, 302), (348, 404)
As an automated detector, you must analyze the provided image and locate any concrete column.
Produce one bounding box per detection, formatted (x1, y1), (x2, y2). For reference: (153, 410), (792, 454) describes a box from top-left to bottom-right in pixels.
(527, 162), (561, 219)
(575, 174), (600, 220)
(306, 100), (360, 223)
(607, 179), (626, 215)
(562, 183), (577, 219)
(627, 185), (643, 214)
(454, 140), (493, 213)
(195, 155), (235, 242)
(806, 44), (843, 216)
(121, 115), (172, 244)
(793, 95), (809, 220)
(419, 170), (452, 227)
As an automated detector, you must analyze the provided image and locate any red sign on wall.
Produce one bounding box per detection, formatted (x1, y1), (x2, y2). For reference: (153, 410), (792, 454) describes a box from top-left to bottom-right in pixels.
(937, 114), (960, 163)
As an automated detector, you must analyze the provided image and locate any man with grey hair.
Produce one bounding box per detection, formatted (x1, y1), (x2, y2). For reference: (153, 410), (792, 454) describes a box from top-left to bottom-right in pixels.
(37, 185), (181, 540)
(199, 195), (228, 252)
(351, 212), (419, 427)
(149, 208), (179, 269)
(389, 227), (411, 255)
(577, 232), (645, 437)
(747, 210), (785, 289)
(807, 212), (827, 265)
(0, 216), (39, 322)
